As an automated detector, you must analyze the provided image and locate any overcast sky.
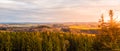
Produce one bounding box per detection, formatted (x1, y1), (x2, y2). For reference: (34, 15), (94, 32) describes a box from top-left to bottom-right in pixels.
(0, 0), (120, 23)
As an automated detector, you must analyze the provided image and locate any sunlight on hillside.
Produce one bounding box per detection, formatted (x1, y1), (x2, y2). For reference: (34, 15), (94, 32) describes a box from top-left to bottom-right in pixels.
(69, 25), (99, 30)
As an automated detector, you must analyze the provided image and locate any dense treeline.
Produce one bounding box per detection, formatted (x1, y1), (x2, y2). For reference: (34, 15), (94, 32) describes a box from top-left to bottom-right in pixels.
(0, 31), (120, 51)
(0, 32), (95, 51)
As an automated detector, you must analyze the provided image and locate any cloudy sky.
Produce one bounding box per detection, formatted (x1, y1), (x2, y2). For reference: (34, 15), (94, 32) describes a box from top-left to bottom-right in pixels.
(0, 0), (120, 23)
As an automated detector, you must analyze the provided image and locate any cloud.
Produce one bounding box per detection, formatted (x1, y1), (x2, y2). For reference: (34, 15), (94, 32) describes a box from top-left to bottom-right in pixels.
(0, 0), (120, 22)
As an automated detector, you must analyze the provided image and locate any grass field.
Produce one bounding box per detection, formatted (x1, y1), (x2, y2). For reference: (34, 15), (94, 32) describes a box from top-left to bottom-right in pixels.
(69, 25), (99, 30)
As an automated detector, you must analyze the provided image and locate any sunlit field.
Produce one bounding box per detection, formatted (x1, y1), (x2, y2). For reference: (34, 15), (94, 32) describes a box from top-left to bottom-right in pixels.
(69, 25), (99, 30)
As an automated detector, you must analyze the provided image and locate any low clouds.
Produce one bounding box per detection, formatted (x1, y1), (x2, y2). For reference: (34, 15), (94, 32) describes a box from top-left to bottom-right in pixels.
(0, 0), (120, 22)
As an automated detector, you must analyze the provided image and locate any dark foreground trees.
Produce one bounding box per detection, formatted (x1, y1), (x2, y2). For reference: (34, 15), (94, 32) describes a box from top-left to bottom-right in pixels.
(0, 32), (95, 51)
(0, 29), (119, 51)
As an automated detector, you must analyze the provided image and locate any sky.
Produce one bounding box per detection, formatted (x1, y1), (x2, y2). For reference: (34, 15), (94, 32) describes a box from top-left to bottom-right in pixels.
(0, 0), (120, 23)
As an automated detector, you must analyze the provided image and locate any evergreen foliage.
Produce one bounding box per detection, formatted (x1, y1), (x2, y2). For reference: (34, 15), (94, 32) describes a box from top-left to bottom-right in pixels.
(0, 32), (95, 51)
